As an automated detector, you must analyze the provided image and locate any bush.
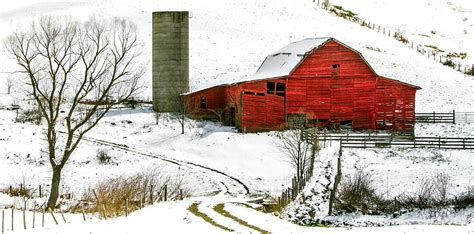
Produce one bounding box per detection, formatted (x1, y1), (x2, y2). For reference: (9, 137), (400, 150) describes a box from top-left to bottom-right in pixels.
(453, 186), (474, 209)
(15, 108), (42, 125)
(330, 5), (359, 22)
(96, 149), (112, 164)
(123, 98), (139, 109)
(71, 169), (189, 218)
(442, 59), (456, 68)
(336, 171), (472, 215)
(394, 31), (409, 44)
(336, 170), (386, 214)
(446, 52), (467, 60)
(1, 185), (33, 198)
(433, 173), (451, 205)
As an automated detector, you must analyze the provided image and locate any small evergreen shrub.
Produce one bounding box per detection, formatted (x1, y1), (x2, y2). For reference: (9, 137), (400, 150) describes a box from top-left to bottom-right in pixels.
(97, 149), (112, 164)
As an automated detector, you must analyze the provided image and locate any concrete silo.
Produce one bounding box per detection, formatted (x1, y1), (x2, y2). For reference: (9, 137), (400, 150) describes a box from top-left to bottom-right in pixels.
(152, 11), (189, 112)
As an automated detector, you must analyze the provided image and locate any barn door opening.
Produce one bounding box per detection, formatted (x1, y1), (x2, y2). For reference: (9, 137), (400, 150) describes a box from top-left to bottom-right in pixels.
(229, 107), (236, 126)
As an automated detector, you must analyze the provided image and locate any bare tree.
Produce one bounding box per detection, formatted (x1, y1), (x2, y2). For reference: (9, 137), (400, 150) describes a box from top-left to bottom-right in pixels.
(210, 108), (225, 123)
(176, 93), (197, 134)
(4, 17), (144, 209)
(278, 126), (319, 184)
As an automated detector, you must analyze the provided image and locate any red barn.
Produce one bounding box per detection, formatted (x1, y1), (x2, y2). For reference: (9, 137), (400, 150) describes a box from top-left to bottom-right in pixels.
(182, 38), (421, 132)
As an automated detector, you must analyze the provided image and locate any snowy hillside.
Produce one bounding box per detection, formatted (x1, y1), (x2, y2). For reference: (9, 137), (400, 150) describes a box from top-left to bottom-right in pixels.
(330, 0), (474, 65)
(1, 0), (474, 111)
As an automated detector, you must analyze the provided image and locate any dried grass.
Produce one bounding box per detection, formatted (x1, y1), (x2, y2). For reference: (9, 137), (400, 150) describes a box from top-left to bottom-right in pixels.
(70, 168), (189, 218)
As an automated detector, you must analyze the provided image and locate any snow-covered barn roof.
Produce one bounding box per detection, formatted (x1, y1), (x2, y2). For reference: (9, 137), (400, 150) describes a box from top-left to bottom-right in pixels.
(253, 37), (332, 79)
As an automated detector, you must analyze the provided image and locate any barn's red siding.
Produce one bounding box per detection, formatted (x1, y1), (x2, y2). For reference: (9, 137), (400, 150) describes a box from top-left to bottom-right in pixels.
(181, 85), (226, 119)
(182, 38), (419, 132)
(287, 40), (379, 129)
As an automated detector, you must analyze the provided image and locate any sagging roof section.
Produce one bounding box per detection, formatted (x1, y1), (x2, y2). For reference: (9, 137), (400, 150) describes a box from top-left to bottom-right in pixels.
(254, 37), (332, 79)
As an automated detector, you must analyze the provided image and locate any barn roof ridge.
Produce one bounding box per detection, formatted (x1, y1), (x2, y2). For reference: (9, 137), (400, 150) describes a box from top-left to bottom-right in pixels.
(377, 76), (422, 90)
(253, 37), (333, 79)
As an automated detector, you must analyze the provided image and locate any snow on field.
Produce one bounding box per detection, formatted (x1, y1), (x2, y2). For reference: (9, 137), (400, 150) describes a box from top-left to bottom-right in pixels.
(0, 108), (221, 198)
(330, 0), (474, 65)
(1, 199), (472, 234)
(86, 110), (293, 196)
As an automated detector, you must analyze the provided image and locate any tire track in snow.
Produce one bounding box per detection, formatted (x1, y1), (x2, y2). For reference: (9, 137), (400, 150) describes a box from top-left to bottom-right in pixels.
(63, 132), (250, 195)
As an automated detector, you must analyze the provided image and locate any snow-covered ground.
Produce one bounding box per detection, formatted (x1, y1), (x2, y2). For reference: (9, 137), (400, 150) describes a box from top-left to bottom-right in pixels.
(1, 0), (474, 111)
(330, 0), (474, 66)
(0, 0), (473, 233)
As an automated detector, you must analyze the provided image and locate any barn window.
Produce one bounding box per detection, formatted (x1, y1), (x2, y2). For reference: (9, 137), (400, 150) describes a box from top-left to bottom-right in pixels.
(275, 83), (286, 97)
(267, 82), (285, 96)
(200, 96), (207, 109)
(332, 64), (340, 77)
(266, 82), (275, 94)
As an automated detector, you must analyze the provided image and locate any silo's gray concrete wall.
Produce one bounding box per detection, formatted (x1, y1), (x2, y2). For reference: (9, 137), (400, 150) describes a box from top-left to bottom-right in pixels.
(152, 11), (189, 112)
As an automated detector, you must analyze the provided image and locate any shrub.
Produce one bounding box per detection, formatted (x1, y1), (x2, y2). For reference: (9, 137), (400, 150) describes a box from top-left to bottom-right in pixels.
(433, 173), (451, 205)
(330, 5), (359, 22)
(335, 171), (473, 215)
(336, 170), (385, 214)
(442, 59), (456, 68)
(1, 185), (33, 198)
(71, 169), (189, 218)
(394, 31), (409, 44)
(453, 186), (474, 209)
(465, 68), (474, 76)
(15, 108), (42, 125)
(123, 98), (139, 109)
(96, 149), (112, 164)
(447, 52), (467, 60)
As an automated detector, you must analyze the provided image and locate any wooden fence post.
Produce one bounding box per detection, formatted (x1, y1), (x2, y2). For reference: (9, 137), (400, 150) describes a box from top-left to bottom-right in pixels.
(22, 201), (26, 230)
(453, 110), (456, 124)
(48, 209), (58, 225)
(329, 146), (343, 215)
(2, 210), (4, 234)
(41, 208), (45, 228)
(60, 211), (66, 224)
(32, 201), (36, 229)
(11, 207), (13, 231)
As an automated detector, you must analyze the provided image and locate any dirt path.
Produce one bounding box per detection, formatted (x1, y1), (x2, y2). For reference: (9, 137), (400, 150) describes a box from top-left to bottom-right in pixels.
(69, 132), (250, 195)
(187, 202), (269, 233)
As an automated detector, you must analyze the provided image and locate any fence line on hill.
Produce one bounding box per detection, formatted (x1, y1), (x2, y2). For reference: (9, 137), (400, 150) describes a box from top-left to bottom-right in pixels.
(310, 0), (474, 76)
(0, 181), (185, 233)
(415, 110), (474, 124)
(305, 131), (474, 150)
(276, 168), (314, 210)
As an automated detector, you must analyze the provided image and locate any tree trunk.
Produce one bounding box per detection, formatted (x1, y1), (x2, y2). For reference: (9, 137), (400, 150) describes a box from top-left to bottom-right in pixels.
(47, 166), (63, 209)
